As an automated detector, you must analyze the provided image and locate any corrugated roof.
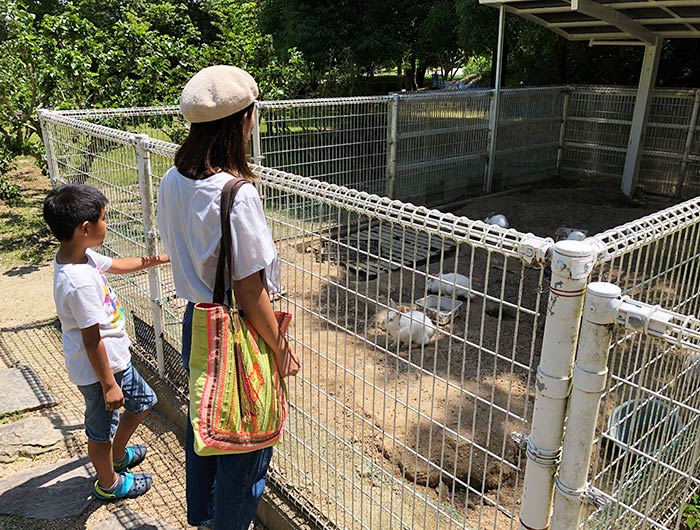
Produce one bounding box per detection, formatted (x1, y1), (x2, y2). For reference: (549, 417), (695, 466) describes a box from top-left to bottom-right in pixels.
(479, 0), (700, 45)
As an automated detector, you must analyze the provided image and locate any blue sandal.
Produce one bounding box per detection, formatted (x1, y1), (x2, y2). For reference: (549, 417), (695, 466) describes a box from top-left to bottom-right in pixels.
(93, 471), (152, 500)
(113, 444), (147, 472)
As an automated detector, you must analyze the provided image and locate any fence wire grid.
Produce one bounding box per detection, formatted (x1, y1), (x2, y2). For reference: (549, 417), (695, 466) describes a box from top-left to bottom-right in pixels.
(39, 85), (700, 530)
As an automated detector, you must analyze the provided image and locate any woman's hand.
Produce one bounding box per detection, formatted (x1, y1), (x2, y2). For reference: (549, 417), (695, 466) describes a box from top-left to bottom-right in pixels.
(278, 341), (300, 378)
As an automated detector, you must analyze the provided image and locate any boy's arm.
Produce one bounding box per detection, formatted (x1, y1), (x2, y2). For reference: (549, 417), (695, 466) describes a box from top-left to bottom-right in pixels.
(106, 254), (169, 275)
(80, 325), (124, 411)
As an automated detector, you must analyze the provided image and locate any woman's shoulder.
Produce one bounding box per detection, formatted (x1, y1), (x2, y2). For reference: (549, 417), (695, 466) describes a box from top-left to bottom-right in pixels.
(232, 179), (260, 202)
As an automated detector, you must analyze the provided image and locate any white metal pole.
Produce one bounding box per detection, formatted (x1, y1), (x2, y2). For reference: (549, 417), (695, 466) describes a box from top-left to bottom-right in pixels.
(551, 282), (620, 530)
(38, 110), (60, 188)
(252, 102), (263, 165)
(555, 88), (570, 178)
(518, 240), (595, 530)
(134, 134), (166, 377)
(386, 93), (400, 199)
(621, 38), (663, 198)
(485, 4), (506, 194)
(677, 89), (700, 198)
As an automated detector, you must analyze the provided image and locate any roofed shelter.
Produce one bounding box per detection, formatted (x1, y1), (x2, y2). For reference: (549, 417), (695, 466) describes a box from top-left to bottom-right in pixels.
(478, 0), (700, 199)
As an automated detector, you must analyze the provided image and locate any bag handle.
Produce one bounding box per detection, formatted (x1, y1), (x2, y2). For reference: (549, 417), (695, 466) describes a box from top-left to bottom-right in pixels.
(213, 177), (249, 305)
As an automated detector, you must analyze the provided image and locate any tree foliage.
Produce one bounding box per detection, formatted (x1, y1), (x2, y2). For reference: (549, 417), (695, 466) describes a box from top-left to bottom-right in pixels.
(3, 0), (700, 165)
(0, 0), (308, 158)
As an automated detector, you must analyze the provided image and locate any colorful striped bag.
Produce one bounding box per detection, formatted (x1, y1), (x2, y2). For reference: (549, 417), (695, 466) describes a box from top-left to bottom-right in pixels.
(189, 177), (296, 456)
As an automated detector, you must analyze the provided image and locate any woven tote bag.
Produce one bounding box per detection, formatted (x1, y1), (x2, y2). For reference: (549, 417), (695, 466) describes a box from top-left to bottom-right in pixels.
(189, 177), (295, 456)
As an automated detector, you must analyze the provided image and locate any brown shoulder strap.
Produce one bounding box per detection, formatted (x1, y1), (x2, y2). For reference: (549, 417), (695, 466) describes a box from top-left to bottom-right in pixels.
(213, 177), (250, 305)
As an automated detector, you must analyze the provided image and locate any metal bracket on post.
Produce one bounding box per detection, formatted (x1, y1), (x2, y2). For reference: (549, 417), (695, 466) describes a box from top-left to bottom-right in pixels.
(134, 134), (167, 377)
(517, 234), (554, 267)
(614, 296), (700, 352)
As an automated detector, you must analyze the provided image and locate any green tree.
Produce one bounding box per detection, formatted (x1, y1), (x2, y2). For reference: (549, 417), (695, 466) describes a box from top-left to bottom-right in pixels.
(204, 0), (310, 99)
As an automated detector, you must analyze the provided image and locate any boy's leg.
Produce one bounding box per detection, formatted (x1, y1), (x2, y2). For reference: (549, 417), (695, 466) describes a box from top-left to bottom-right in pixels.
(78, 381), (120, 488)
(115, 363), (158, 463)
(88, 439), (118, 488)
(112, 408), (150, 462)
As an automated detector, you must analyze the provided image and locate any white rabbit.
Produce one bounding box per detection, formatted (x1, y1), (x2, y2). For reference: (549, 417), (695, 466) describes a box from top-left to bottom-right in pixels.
(683, 353), (700, 378)
(385, 309), (436, 346)
(426, 273), (475, 300)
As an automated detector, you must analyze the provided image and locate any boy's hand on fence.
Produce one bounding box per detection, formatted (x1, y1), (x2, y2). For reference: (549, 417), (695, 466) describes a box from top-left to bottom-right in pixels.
(103, 383), (125, 411)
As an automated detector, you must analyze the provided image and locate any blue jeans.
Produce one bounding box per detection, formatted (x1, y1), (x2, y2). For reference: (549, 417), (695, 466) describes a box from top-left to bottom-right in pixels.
(182, 302), (273, 529)
(78, 362), (157, 442)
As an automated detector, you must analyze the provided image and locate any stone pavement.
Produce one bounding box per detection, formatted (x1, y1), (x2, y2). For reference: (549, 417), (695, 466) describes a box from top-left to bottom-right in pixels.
(0, 319), (189, 529)
(0, 265), (305, 530)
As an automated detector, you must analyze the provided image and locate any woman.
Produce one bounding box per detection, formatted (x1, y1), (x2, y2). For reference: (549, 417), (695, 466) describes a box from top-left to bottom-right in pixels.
(157, 65), (299, 530)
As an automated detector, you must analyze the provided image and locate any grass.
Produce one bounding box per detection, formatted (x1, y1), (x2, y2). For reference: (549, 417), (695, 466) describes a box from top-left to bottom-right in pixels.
(0, 157), (56, 269)
(0, 411), (27, 425)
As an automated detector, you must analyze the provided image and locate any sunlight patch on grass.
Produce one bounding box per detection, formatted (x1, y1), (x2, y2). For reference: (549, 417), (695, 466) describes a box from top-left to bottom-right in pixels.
(0, 158), (56, 268)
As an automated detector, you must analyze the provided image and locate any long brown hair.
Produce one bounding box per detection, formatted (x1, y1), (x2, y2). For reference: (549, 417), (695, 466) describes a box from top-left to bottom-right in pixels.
(175, 103), (256, 180)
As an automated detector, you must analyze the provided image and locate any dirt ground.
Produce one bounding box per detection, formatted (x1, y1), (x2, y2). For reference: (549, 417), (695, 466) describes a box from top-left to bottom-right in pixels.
(0, 164), (681, 529)
(266, 174), (679, 529)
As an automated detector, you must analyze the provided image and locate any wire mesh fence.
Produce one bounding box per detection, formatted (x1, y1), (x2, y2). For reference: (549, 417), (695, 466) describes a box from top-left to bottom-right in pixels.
(583, 198), (700, 529)
(39, 84), (700, 529)
(41, 107), (554, 529)
(561, 86), (700, 199)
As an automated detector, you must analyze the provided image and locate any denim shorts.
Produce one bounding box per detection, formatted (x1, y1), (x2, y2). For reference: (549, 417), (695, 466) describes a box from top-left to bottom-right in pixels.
(78, 362), (158, 442)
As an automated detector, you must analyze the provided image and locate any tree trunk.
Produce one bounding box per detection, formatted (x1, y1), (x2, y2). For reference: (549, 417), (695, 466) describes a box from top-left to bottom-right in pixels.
(416, 60), (427, 89)
(408, 53), (417, 91)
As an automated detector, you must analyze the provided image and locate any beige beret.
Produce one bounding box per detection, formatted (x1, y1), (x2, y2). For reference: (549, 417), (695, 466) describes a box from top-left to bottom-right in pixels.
(180, 65), (259, 123)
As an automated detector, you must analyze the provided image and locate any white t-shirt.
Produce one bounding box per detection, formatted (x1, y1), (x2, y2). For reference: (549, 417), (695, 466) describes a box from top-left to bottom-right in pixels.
(53, 249), (131, 386)
(156, 168), (280, 304)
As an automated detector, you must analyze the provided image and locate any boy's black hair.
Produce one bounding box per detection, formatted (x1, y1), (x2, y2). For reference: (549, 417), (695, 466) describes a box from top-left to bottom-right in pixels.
(43, 184), (108, 242)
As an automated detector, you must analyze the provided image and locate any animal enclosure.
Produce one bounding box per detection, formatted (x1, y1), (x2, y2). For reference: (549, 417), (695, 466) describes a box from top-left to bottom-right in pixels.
(39, 86), (700, 530)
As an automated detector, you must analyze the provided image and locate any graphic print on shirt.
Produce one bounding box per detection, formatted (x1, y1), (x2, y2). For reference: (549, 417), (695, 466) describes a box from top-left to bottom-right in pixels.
(96, 266), (126, 328)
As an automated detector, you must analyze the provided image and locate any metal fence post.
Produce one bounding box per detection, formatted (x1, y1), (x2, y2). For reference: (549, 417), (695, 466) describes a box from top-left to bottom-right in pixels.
(518, 240), (595, 530)
(555, 88), (570, 178)
(252, 102), (264, 165)
(551, 282), (620, 530)
(386, 93), (399, 199)
(485, 5), (506, 194)
(134, 134), (166, 377)
(38, 110), (61, 188)
(677, 89), (700, 198)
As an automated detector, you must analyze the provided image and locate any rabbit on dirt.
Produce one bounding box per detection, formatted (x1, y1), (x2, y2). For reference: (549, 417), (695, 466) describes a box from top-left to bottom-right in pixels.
(426, 273), (475, 300)
(384, 307), (436, 346)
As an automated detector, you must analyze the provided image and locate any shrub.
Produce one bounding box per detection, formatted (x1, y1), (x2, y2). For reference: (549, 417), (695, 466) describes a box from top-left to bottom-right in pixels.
(683, 494), (700, 529)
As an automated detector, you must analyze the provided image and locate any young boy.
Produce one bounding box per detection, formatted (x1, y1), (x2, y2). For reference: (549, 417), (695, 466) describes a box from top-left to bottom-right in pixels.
(43, 183), (169, 500)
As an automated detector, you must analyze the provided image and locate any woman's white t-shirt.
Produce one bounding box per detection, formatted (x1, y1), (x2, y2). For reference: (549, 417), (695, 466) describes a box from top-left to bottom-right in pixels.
(156, 168), (280, 303)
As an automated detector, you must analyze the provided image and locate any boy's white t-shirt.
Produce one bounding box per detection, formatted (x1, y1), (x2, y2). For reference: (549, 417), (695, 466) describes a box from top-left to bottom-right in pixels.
(157, 168), (279, 303)
(53, 249), (131, 386)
